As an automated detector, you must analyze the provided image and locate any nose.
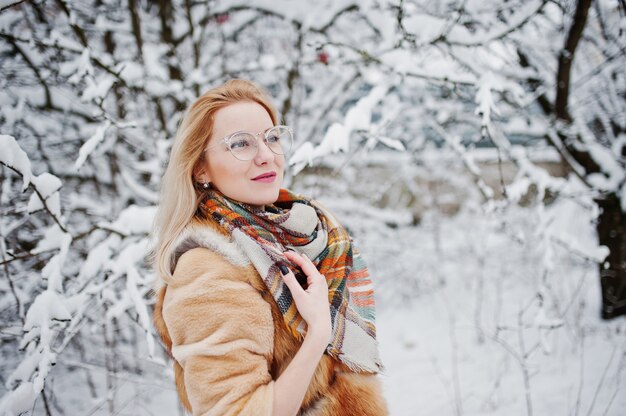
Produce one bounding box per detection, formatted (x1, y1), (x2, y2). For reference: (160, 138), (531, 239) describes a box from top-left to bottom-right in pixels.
(253, 135), (274, 164)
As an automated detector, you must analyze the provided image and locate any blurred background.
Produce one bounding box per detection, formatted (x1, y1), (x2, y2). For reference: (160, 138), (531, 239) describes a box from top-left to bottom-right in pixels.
(1, 0), (625, 414)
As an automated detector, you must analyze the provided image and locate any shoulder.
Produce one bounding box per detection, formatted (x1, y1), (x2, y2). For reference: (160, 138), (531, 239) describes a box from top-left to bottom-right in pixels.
(166, 247), (264, 310)
(169, 216), (251, 276)
(163, 246), (272, 334)
(170, 247), (232, 288)
(162, 245), (275, 370)
(165, 214), (271, 299)
(171, 245), (263, 292)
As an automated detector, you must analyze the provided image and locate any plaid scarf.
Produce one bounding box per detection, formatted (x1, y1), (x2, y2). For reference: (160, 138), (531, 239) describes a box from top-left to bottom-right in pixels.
(200, 188), (383, 374)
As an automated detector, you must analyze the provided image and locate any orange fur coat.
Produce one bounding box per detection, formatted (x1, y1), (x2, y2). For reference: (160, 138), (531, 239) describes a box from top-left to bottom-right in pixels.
(153, 216), (388, 415)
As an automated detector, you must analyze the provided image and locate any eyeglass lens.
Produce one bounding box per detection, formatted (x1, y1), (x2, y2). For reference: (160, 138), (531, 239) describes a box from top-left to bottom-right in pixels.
(229, 126), (292, 160)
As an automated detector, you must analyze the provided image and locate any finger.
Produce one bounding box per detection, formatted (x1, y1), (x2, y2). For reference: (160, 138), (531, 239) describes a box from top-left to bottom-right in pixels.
(283, 251), (320, 277)
(278, 264), (304, 298)
(310, 275), (328, 291)
(300, 254), (326, 282)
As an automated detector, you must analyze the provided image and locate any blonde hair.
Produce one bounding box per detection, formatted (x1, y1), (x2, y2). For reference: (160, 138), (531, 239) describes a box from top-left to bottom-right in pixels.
(150, 79), (278, 283)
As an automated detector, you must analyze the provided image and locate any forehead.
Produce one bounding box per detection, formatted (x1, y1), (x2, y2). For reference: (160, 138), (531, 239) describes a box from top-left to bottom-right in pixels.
(210, 101), (273, 140)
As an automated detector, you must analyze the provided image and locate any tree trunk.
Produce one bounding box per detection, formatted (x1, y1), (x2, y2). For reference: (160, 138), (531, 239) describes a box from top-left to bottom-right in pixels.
(552, 0), (626, 319)
(597, 193), (626, 319)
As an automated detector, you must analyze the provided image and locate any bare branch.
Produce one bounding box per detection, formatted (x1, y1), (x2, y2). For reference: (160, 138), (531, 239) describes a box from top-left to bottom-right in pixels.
(555, 0), (592, 121)
(0, 0), (26, 12)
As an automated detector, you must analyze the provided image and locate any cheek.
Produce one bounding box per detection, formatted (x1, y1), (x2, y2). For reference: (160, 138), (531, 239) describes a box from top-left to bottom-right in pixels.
(208, 155), (242, 182)
(277, 155), (286, 170)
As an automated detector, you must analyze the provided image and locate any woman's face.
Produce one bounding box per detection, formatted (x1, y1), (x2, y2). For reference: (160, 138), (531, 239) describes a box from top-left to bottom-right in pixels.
(198, 101), (284, 207)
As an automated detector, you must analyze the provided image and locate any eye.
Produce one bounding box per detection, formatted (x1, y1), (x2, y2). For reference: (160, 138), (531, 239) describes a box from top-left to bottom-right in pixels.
(266, 134), (280, 143)
(228, 133), (254, 151)
(231, 140), (249, 150)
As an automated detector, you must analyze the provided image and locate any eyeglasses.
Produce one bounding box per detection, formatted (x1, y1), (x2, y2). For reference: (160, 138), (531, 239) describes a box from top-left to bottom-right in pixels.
(206, 125), (293, 161)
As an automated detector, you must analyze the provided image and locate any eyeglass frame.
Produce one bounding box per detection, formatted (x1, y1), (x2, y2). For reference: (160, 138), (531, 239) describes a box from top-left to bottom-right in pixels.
(204, 125), (293, 161)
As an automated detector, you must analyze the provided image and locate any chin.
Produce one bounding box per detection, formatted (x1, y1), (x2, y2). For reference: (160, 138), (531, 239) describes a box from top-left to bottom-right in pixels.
(255, 189), (280, 206)
(235, 187), (280, 207)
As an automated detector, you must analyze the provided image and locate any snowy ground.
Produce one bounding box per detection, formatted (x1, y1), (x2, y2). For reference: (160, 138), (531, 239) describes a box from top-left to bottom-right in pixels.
(372, 208), (626, 416)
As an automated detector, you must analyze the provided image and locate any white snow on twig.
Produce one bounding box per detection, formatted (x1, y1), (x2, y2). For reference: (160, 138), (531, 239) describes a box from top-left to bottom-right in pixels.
(126, 265), (156, 357)
(0, 135), (65, 223)
(32, 224), (69, 254)
(24, 290), (72, 333)
(60, 47), (94, 84)
(40, 231), (73, 293)
(28, 173), (63, 218)
(119, 168), (159, 203)
(81, 75), (115, 103)
(98, 205), (157, 236)
(75, 121), (111, 170)
(289, 84), (390, 174)
(0, 381), (38, 416)
(447, 0), (545, 46)
(0, 134), (34, 191)
(77, 235), (120, 281)
(475, 71), (500, 129)
(4, 290), (71, 414)
(2, 98), (25, 129)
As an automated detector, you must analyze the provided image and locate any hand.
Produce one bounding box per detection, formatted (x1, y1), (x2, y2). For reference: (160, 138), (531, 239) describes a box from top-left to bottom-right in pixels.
(280, 251), (332, 343)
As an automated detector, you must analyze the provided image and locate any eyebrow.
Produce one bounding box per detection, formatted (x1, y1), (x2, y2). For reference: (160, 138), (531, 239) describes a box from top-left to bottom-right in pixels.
(223, 126), (275, 136)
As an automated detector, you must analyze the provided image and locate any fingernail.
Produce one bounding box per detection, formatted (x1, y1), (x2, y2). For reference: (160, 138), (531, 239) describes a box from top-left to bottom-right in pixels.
(278, 264), (289, 275)
(302, 253), (309, 259)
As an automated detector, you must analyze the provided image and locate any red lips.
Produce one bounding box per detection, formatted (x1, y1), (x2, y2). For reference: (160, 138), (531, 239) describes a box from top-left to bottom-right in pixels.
(252, 171), (276, 180)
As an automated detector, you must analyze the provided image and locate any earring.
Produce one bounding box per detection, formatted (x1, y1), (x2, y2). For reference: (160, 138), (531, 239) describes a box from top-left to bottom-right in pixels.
(202, 182), (210, 189)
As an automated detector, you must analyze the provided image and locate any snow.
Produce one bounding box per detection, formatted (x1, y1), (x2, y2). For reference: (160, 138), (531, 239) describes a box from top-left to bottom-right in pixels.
(1, 98), (24, 128)
(0, 382), (38, 416)
(368, 204), (624, 416)
(30, 172), (62, 199)
(81, 75), (115, 103)
(126, 266), (156, 357)
(447, 0), (546, 46)
(402, 13), (448, 43)
(0, 1), (22, 9)
(142, 44), (169, 80)
(475, 71), (500, 128)
(77, 235), (120, 280)
(117, 61), (145, 87)
(75, 121), (111, 170)
(319, 122), (350, 153)
(548, 181), (610, 263)
(213, 0), (374, 32)
(376, 136), (405, 152)
(32, 224), (69, 254)
(379, 49), (477, 85)
(23, 290), (72, 332)
(289, 84), (390, 172)
(100, 205), (156, 236)
(40, 229), (72, 292)
(145, 78), (183, 97)
(27, 172), (63, 217)
(289, 141), (315, 174)
(60, 47), (94, 83)
(259, 54), (278, 70)
(0, 135), (34, 191)
(119, 167), (159, 203)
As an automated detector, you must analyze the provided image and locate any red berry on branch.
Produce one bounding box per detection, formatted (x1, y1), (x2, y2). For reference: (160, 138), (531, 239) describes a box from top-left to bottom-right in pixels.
(317, 51), (329, 65)
(216, 13), (229, 24)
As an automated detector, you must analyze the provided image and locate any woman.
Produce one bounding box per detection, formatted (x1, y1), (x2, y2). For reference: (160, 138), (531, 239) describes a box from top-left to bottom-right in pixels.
(151, 79), (388, 416)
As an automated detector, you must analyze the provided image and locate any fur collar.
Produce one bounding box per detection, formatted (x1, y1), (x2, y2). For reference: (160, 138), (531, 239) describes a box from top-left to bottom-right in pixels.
(169, 216), (251, 274)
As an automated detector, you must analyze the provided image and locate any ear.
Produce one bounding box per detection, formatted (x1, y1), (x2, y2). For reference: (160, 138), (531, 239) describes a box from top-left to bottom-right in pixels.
(193, 160), (211, 184)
